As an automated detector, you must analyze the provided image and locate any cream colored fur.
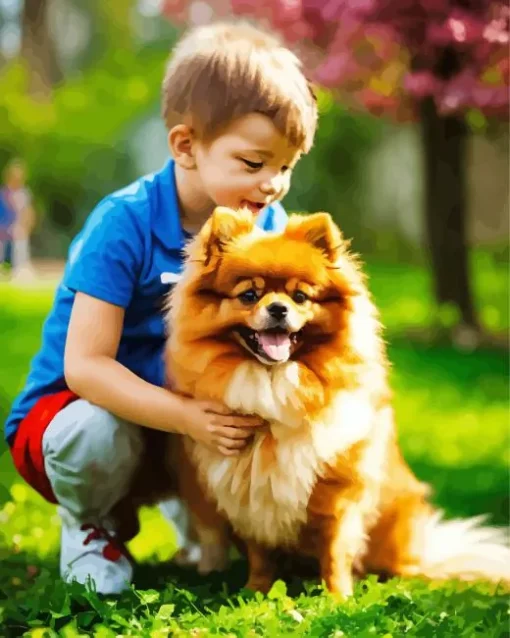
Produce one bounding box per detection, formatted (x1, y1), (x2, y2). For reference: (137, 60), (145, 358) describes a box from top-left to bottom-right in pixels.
(189, 360), (391, 548)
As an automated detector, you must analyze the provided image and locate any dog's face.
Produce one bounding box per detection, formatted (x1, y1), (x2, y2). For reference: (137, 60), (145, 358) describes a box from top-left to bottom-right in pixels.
(173, 207), (367, 368)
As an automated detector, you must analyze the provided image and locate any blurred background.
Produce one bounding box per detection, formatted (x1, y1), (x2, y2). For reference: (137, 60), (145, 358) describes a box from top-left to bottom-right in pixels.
(0, 0), (508, 585)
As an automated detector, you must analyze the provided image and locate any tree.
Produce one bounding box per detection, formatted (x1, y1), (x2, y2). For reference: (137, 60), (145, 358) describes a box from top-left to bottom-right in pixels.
(21, 0), (62, 99)
(161, 0), (509, 336)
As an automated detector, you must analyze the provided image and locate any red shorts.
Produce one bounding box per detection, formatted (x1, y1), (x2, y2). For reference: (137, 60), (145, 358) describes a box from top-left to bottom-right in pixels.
(10, 390), (79, 504)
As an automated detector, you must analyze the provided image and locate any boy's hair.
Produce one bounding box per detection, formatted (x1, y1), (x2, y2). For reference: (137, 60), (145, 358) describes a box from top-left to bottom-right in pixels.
(162, 21), (318, 153)
(2, 157), (26, 181)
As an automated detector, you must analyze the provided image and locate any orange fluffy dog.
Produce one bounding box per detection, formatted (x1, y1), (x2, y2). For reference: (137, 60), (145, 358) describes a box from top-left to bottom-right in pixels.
(165, 206), (509, 597)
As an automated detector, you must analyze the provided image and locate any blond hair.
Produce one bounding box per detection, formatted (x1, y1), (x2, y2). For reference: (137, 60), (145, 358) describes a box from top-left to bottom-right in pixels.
(162, 21), (317, 153)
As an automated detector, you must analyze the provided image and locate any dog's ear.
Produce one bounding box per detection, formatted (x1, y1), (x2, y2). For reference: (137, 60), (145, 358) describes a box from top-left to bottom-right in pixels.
(285, 212), (345, 263)
(200, 206), (254, 265)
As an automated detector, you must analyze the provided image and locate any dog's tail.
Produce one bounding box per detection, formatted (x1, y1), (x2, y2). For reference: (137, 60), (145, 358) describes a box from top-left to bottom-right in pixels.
(411, 510), (510, 584)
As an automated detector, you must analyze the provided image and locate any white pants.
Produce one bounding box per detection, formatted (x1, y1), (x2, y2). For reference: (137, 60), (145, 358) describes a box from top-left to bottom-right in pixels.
(42, 399), (189, 539)
(12, 238), (31, 271)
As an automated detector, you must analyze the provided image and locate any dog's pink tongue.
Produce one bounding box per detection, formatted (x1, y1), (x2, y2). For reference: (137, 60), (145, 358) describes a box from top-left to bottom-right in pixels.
(258, 332), (291, 361)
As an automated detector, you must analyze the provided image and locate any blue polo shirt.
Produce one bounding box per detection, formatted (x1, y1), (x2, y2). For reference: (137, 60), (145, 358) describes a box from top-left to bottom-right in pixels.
(4, 158), (287, 445)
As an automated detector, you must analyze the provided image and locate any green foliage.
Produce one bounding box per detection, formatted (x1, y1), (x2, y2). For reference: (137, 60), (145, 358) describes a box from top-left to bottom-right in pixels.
(0, 42), (173, 254)
(364, 249), (509, 334)
(284, 92), (384, 242)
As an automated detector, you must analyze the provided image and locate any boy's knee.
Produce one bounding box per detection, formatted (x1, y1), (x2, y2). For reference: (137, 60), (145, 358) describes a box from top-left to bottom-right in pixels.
(42, 399), (143, 472)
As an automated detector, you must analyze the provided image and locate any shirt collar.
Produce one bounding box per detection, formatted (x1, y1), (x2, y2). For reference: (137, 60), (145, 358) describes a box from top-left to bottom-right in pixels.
(152, 157), (187, 251)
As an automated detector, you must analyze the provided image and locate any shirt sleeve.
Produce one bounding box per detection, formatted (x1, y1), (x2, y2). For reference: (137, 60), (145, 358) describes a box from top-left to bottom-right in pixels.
(64, 199), (144, 308)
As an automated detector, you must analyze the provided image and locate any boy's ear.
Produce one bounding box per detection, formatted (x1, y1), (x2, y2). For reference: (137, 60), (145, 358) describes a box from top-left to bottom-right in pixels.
(200, 206), (254, 266)
(168, 124), (196, 169)
(284, 212), (345, 263)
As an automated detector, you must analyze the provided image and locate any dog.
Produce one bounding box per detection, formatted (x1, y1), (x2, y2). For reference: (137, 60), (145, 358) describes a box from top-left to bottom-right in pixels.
(165, 206), (510, 597)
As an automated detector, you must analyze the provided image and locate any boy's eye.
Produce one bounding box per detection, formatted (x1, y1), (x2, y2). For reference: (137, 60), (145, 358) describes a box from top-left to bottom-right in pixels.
(241, 158), (264, 170)
(238, 289), (259, 304)
(292, 290), (308, 304)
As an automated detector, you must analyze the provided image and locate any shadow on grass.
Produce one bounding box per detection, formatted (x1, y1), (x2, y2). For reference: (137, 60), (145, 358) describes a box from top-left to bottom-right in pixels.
(133, 558), (264, 603)
(133, 556), (323, 600)
(0, 549), (313, 638)
(0, 548), (313, 600)
(0, 550), (249, 600)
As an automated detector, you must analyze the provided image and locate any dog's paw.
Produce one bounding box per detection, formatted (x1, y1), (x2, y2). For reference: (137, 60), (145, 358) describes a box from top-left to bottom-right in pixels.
(172, 543), (202, 567)
(244, 577), (273, 594)
(198, 544), (230, 574)
(326, 577), (353, 601)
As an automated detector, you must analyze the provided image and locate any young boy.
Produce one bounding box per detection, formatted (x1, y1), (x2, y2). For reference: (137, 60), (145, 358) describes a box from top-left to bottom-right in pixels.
(4, 21), (318, 594)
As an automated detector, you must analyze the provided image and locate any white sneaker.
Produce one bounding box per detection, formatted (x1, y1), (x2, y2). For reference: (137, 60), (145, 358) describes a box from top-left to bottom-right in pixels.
(158, 498), (230, 573)
(59, 507), (134, 594)
(158, 498), (202, 567)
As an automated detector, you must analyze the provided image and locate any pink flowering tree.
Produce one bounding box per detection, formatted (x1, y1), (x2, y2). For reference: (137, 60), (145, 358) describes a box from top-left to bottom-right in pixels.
(162, 0), (509, 334)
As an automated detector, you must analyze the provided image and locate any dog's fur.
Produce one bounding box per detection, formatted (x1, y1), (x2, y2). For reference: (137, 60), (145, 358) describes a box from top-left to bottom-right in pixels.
(164, 206), (510, 596)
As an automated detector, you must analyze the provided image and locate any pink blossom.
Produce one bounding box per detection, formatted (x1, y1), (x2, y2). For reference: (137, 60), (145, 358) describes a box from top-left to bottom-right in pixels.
(404, 71), (442, 99)
(161, 0), (509, 117)
(315, 52), (357, 86)
(358, 87), (399, 115)
(484, 19), (510, 44)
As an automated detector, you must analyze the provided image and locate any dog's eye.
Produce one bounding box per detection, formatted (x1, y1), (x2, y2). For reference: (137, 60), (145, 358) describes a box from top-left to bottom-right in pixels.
(238, 289), (259, 304)
(292, 290), (308, 304)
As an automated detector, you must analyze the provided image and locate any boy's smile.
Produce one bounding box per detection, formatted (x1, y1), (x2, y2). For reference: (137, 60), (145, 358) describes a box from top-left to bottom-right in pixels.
(171, 113), (302, 231)
(239, 200), (266, 215)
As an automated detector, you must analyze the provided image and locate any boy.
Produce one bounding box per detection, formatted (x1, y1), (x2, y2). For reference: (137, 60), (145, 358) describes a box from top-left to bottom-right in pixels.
(4, 21), (318, 594)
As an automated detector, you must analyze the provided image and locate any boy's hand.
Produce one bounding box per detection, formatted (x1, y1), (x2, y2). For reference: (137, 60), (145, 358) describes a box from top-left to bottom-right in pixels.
(178, 397), (266, 456)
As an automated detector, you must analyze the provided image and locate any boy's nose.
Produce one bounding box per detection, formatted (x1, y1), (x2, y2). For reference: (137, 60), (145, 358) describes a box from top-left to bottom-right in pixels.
(259, 177), (279, 195)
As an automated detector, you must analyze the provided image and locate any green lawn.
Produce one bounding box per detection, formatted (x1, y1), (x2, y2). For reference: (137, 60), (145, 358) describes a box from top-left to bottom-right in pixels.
(0, 257), (508, 637)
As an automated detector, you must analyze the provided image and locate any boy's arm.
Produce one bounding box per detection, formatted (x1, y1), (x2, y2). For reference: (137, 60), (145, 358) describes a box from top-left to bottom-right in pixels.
(65, 292), (264, 454)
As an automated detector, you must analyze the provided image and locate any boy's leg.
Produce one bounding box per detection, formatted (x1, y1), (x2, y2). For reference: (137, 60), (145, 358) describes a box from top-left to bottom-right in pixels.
(12, 237), (32, 277)
(42, 399), (143, 594)
(4, 239), (12, 266)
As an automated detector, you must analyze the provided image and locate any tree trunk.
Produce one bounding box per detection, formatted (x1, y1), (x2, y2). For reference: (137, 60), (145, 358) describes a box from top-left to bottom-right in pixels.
(21, 0), (62, 100)
(419, 97), (478, 330)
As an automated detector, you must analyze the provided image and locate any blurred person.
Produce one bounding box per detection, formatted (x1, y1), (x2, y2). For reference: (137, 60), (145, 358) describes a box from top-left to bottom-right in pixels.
(0, 163), (16, 271)
(0, 159), (36, 279)
(3, 22), (318, 594)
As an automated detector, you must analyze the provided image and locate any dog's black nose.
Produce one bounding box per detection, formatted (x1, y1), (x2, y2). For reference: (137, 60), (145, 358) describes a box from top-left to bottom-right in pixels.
(267, 302), (288, 321)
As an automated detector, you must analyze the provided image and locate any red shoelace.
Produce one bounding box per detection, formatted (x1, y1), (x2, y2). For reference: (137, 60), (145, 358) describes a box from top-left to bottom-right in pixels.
(80, 524), (133, 563)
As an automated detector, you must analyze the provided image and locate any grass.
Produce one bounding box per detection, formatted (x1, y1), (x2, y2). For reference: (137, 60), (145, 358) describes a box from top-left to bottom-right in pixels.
(0, 256), (508, 637)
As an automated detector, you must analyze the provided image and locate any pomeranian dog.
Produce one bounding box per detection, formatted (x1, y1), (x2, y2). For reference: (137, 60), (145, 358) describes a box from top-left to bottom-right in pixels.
(165, 206), (509, 597)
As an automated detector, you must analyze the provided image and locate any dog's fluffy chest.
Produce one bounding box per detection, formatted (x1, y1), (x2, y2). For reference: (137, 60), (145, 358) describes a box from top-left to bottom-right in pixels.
(192, 361), (376, 547)
(194, 428), (320, 546)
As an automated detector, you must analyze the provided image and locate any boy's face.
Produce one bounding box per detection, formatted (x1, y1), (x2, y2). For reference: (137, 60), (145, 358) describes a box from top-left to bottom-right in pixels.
(192, 113), (302, 215)
(5, 164), (26, 189)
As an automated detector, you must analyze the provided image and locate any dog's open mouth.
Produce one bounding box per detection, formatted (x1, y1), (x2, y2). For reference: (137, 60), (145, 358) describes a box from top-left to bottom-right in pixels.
(235, 326), (300, 363)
